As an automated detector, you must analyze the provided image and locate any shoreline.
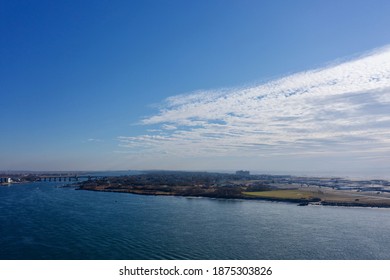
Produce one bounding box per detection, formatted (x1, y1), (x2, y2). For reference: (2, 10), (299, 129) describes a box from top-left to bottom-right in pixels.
(76, 185), (390, 209)
(9, 170), (390, 209)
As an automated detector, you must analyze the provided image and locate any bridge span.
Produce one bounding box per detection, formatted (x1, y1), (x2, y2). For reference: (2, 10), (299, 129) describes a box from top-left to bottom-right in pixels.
(36, 175), (104, 182)
(0, 175), (106, 184)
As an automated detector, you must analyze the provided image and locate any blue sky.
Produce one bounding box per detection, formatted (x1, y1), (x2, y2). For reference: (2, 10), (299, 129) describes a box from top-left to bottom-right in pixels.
(1, 0), (390, 176)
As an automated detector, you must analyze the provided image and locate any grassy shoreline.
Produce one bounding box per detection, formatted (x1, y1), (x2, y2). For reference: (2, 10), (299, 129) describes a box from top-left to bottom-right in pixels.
(72, 171), (390, 208)
(243, 189), (390, 208)
(77, 183), (390, 208)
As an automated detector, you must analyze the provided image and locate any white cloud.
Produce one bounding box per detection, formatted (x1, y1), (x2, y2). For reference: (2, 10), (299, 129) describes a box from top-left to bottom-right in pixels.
(119, 46), (390, 174)
(87, 138), (104, 143)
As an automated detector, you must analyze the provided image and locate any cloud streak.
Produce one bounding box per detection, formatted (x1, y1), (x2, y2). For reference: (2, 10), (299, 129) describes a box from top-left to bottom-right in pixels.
(86, 138), (104, 143)
(119, 46), (390, 171)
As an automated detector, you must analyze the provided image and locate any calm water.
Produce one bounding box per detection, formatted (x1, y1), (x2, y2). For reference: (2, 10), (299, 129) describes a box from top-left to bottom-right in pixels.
(1, 181), (390, 260)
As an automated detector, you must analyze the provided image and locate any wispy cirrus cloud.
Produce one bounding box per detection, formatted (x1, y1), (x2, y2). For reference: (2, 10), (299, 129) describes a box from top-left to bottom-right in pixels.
(119, 46), (390, 172)
(86, 138), (104, 143)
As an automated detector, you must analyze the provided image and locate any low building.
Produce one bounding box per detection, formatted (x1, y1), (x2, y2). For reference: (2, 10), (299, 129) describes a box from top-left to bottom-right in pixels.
(235, 170), (250, 177)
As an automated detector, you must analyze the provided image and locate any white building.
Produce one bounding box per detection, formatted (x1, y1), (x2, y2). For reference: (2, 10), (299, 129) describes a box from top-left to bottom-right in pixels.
(7, 178), (12, 183)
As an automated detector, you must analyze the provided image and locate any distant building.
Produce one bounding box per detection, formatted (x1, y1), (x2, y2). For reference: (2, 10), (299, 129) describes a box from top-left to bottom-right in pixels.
(235, 170), (250, 177)
(7, 178), (12, 183)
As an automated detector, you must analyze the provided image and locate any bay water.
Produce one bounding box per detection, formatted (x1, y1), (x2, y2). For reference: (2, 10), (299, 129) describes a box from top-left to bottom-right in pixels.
(1, 181), (390, 259)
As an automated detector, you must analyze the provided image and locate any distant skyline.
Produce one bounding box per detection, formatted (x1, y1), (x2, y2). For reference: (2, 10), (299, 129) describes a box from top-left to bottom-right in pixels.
(1, 1), (390, 177)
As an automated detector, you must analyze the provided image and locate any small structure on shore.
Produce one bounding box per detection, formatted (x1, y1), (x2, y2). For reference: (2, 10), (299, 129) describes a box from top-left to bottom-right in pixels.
(0, 177), (12, 184)
(236, 170), (250, 177)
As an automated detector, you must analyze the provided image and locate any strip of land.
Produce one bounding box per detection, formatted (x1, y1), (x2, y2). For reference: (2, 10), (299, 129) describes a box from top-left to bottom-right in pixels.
(74, 171), (390, 208)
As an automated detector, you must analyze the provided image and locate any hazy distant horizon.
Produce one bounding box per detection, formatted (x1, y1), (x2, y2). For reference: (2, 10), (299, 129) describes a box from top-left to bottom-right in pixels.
(2, 168), (390, 180)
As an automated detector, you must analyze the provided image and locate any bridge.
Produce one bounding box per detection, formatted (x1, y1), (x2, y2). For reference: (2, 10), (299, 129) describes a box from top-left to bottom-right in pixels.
(35, 175), (104, 182)
(0, 175), (106, 184)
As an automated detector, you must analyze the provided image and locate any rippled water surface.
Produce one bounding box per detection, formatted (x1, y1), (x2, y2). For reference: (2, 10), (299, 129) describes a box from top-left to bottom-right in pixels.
(1, 182), (390, 259)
